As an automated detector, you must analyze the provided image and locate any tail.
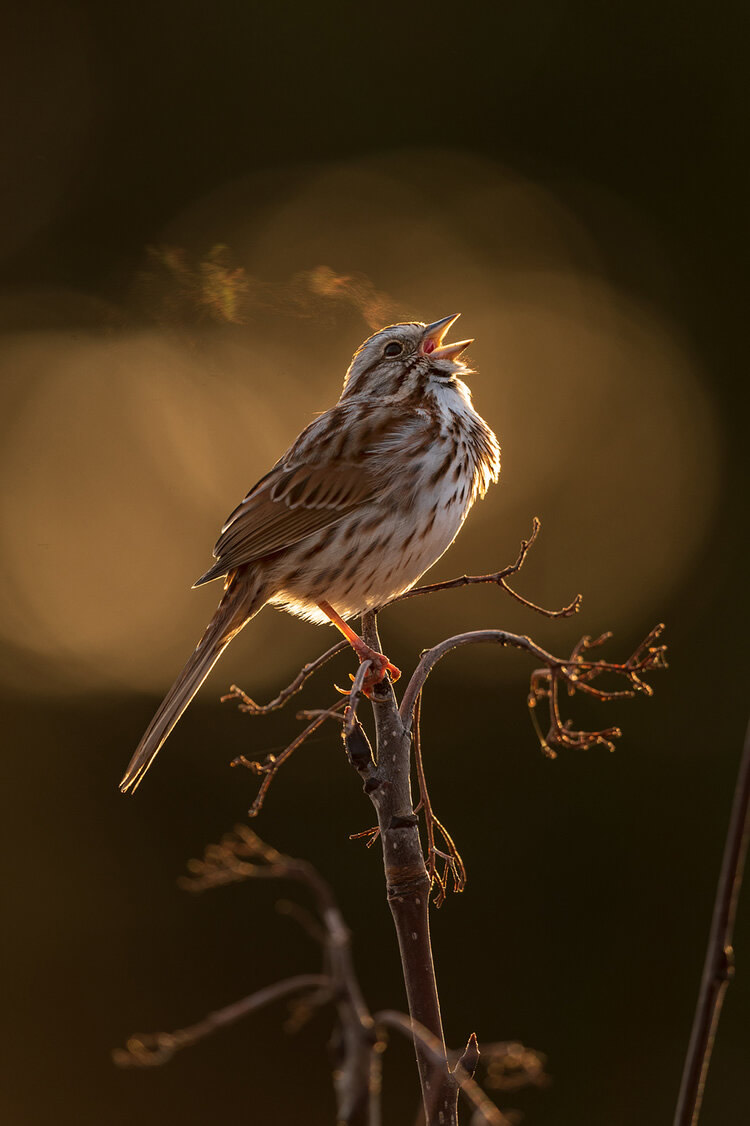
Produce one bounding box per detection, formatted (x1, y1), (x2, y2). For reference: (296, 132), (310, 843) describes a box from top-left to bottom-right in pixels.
(119, 576), (264, 794)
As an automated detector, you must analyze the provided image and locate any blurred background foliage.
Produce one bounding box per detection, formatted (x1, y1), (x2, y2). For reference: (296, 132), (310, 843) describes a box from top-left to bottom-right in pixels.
(0, 2), (747, 1124)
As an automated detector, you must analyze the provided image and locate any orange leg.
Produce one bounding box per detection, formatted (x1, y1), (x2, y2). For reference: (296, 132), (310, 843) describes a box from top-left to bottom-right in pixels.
(317, 601), (401, 694)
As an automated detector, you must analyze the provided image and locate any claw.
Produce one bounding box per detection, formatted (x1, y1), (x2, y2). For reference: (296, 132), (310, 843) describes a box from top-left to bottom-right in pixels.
(316, 600), (401, 695)
(356, 652), (401, 698)
(339, 652), (401, 698)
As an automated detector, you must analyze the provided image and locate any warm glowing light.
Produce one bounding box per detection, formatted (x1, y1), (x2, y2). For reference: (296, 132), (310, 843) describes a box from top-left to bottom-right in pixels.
(0, 149), (721, 696)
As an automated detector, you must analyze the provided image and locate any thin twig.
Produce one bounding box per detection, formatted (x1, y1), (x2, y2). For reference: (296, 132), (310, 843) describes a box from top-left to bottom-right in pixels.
(232, 697), (348, 817)
(344, 659), (373, 739)
(673, 716), (750, 1126)
(296, 707), (348, 723)
(222, 639), (348, 714)
(386, 518), (582, 620)
(113, 974), (331, 1068)
(413, 690), (467, 907)
(349, 825), (381, 847)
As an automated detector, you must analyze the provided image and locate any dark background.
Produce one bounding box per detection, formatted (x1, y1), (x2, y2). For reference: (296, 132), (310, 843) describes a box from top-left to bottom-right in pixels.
(1, 3), (748, 1124)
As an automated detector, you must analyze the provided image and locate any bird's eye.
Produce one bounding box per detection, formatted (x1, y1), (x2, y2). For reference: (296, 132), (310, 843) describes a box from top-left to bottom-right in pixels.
(384, 341), (403, 357)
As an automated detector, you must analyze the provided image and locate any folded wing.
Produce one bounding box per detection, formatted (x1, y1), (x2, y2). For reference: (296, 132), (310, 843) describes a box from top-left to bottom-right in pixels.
(194, 403), (396, 585)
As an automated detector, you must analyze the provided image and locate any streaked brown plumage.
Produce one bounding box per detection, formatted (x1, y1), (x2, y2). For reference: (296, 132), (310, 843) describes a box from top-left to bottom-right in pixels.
(120, 315), (500, 793)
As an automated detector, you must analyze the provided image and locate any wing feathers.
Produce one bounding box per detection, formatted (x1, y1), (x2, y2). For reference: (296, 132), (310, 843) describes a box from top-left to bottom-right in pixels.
(196, 403), (414, 584)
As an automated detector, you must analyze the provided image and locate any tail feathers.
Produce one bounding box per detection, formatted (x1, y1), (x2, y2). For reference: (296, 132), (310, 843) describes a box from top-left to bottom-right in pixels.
(193, 561), (226, 588)
(120, 582), (260, 794)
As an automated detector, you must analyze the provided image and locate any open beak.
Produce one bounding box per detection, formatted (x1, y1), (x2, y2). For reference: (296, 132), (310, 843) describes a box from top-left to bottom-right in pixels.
(421, 314), (473, 360)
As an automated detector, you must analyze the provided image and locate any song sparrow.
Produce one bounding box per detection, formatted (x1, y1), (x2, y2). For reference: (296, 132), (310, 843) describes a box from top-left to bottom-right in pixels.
(120, 315), (500, 793)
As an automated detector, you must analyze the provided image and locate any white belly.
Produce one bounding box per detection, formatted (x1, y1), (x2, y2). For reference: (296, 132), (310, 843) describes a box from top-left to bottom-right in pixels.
(269, 472), (471, 624)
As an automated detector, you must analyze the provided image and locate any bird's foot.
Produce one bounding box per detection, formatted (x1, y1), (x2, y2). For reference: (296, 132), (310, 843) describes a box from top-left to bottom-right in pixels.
(316, 601), (400, 696)
(337, 647), (400, 697)
(354, 645), (401, 697)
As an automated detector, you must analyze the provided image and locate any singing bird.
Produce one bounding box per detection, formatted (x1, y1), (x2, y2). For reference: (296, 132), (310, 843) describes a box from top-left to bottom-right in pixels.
(120, 315), (500, 792)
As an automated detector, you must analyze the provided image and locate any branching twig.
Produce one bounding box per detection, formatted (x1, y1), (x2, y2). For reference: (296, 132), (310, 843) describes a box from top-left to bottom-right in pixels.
(228, 665), (370, 820)
(176, 827), (377, 1125)
(413, 690), (467, 908)
(223, 651), (373, 821)
(527, 624), (667, 755)
(386, 518), (582, 620)
(399, 625), (667, 760)
(113, 973), (331, 1068)
(673, 717), (750, 1126)
(231, 697), (348, 817)
(222, 639), (348, 714)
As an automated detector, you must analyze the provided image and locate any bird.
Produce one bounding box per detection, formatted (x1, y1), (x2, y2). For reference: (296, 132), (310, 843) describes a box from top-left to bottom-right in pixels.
(120, 315), (500, 793)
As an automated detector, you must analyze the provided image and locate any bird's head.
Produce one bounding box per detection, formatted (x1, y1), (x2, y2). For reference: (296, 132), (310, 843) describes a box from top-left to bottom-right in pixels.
(340, 315), (474, 401)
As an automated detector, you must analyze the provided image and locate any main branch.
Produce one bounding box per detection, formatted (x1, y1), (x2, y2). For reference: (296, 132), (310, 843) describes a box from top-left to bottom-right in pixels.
(343, 611), (460, 1125)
